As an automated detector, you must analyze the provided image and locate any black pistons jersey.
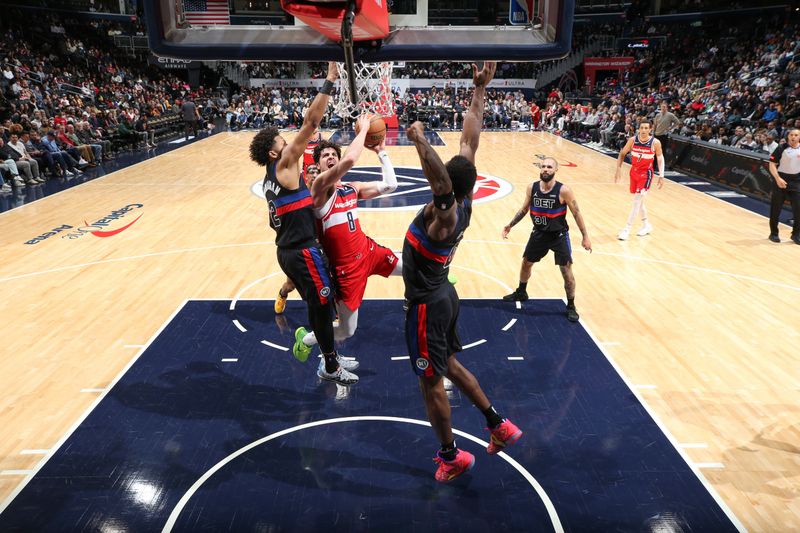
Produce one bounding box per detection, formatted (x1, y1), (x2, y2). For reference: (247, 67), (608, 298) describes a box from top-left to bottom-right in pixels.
(402, 198), (472, 302)
(263, 161), (317, 249)
(529, 180), (568, 233)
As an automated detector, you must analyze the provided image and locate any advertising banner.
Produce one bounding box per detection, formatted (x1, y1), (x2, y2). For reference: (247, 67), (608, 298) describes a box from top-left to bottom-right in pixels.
(666, 136), (775, 201)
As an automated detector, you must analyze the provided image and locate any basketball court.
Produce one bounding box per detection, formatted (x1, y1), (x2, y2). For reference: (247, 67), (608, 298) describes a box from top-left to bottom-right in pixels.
(1, 0), (799, 529)
(0, 130), (798, 531)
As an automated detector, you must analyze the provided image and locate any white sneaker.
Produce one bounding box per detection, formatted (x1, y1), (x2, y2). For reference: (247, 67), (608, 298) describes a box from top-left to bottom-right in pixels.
(317, 359), (359, 385)
(318, 353), (359, 371)
(637, 223), (653, 237)
(617, 228), (630, 241)
(64, 170), (75, 176)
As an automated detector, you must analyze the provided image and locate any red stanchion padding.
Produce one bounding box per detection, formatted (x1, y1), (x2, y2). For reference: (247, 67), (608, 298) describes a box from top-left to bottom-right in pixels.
(281, 0), (389, 42)
(384, 114), (398, 129)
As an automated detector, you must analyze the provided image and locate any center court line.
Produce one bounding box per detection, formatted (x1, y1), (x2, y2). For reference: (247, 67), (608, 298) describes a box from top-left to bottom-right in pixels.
(221, 358), (238, 363)
(391, 356), (410, 360)
(0, 242), (275, 284)
(260, 340), (289, 351)
(461, 232), (800, 294)
(590, 250), (800, 293)
(160, 416), (564, 533)
(508, 356), (524, 361)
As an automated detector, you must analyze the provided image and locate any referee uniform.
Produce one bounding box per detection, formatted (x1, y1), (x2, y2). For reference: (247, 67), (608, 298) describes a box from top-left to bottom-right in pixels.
(768, 142), (800, 243)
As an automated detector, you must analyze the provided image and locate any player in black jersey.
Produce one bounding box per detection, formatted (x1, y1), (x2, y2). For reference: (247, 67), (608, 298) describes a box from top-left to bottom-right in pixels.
(501, 157), (593, 321)
(403, 62), (522, 483)
(249, 62), (358, 386)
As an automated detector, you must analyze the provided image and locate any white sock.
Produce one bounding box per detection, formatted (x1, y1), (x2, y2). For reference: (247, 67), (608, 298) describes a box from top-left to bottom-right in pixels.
(303, 331), (317, 346)
(626, 193), (645, 227)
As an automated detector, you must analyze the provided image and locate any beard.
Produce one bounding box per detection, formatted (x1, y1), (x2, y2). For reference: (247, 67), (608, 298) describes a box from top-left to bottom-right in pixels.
(540, 172), (554, 182)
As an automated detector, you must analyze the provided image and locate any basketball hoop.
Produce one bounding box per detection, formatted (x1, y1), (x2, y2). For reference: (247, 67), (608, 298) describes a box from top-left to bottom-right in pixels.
(333, 61), (395, 119)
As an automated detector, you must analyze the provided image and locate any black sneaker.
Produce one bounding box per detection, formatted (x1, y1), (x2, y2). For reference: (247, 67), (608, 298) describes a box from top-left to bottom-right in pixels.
(566, 305), (579, 322)
(502, 289), (528, 302)
(792, 235), (800, 245)
(769, 233), (780, 243)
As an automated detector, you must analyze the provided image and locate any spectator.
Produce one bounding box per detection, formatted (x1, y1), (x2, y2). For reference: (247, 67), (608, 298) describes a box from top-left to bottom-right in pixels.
(6, 133), (44, 183)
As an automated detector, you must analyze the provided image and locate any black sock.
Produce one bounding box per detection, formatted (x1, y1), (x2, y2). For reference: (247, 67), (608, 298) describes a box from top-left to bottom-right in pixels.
(482, 405), (503, 429)
(518, 282), (527, 293)
(278, 288), (287, 298)
(567, 298), (575, 308)
(323, 351), (338, 373)
(439, 440), (458, 461)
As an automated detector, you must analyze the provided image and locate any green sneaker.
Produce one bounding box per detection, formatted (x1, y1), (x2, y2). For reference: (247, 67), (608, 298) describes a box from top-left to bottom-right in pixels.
(293, 327), (312, 362)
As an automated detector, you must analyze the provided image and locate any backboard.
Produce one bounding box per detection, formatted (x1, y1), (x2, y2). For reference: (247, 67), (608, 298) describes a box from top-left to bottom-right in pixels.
(143, 0), (574, 62)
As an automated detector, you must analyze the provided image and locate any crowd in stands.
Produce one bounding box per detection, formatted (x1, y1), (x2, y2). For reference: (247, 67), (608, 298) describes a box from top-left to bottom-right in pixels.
(0, 9), (218, 192)
(3, 5), (800, 194)
(550, 14), (800, 153)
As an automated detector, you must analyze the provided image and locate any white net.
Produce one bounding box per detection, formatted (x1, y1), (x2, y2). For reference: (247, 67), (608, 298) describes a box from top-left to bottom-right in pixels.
(334, 61), (395, 119)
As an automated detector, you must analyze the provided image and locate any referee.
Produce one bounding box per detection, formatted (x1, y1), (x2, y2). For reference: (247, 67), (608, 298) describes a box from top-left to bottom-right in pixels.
(767, 128), (800, 244)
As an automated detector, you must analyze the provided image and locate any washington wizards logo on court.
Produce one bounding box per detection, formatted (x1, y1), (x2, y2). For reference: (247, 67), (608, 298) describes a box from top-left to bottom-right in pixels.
(251, 167), (512, 211)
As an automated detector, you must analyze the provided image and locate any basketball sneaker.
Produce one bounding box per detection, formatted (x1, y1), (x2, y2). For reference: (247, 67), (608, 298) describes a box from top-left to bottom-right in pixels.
(502, 289), (528, 302)
(486, 419), (523, 454)
(433, 449), (475, 483)
(636, 223), (653, 237)
(292, 327), (312, 363)
(274, 291), (287, 314)
(617, 227), (630, 241)
(316, 358), (359, 385)
(318, 353), (359, 371)
(566, 304), (580, 322)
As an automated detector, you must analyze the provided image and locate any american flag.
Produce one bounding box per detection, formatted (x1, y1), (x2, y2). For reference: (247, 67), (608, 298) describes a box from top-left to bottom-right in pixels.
(183, 0), (230, 25)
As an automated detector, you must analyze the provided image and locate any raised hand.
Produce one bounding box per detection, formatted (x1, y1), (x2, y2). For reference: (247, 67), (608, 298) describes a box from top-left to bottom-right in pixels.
(406, 121), (425, 143)
(368, 138), (386, 153)
(326, 62), (339, 82)
(472, 61), (497, 87)
(355, 114), (371, 136)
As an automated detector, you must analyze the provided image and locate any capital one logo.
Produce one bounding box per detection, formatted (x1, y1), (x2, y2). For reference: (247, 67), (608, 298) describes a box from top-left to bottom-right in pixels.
(251, 166), (513, 211)
(24, 204), (144, 245)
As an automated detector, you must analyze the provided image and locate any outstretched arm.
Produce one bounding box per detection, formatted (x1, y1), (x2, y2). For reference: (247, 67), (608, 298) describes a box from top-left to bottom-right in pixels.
(502, 182), (533, 239)
(310, 114), (370, 208)
(278, 62), (338, 172)
(407, 121), (457, 240)
(614, 137), (634, 183)
(352, 139), (397, 200)
(562, 185), (592, 252)
(460, 62), (497, 164)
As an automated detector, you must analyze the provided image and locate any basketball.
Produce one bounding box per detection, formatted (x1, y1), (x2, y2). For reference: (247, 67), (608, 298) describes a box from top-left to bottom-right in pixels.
(355, 114), (386, 148)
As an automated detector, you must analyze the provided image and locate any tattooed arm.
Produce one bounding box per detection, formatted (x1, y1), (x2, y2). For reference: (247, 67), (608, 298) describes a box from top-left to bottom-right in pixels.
(502, 182), (533, 239)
